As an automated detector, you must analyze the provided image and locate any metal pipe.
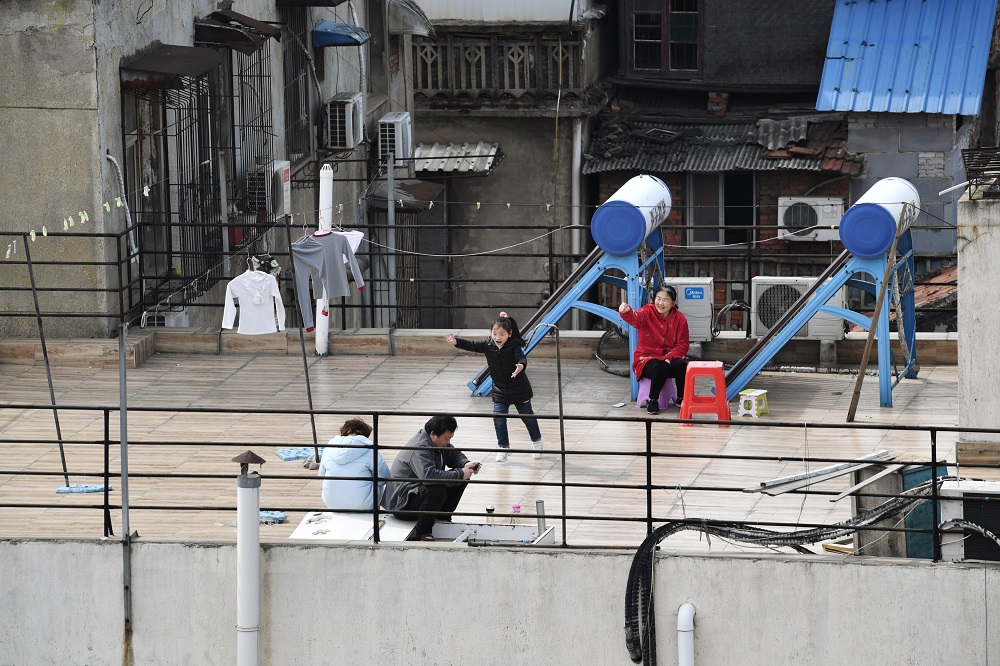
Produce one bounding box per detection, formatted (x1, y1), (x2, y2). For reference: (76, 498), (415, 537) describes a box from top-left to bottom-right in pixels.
(22, 235), (69, 487)
(535, 499), (546, 533)
(678, 602), (696, 666)
(236, 457), (262, 666)
(282, 215), (321, 459)
(536, 323), (566, 545)
(571, 118), (582, 330)
(118, 322), (133, 632)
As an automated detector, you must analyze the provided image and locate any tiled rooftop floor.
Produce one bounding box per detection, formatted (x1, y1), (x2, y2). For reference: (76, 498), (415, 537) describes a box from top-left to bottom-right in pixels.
(0, 352), (970, 553)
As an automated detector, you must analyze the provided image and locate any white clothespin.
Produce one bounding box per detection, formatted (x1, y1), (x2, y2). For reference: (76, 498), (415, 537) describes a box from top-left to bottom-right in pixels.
(42, 226), (48, 236)
(5, 244), (11, 259)
(29, 230), (36, 242)
(115, 197), (124, 208)
(79, 211), (89, 224)
(143, 186), (150, 196)
(103, 202), (111, 212)
(63, 218), (69, 231)
(68, 215), (75, 227)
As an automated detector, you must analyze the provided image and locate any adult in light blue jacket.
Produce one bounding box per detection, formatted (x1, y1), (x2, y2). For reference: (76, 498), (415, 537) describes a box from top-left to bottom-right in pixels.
(319, 418), (390, 511)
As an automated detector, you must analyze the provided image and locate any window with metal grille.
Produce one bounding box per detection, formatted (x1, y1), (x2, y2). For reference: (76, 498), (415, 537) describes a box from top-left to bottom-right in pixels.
(629, 0), (701, 76)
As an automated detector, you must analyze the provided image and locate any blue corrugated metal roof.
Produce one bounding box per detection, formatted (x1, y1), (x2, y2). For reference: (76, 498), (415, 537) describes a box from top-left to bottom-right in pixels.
(817, 0), (998, 115)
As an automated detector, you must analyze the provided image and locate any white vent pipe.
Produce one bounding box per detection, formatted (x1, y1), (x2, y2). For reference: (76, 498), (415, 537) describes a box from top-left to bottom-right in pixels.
(236, 461), (262, 666)
(678, 602), (696, 666)
(315, 164), (334, 354)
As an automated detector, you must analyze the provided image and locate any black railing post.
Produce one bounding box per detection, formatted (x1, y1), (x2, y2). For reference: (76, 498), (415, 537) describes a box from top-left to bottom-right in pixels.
(646, 420), (653, 535)
(103, 409), (114, 538)
(930, 429), (941, 562)
(372, 413), (381, 544)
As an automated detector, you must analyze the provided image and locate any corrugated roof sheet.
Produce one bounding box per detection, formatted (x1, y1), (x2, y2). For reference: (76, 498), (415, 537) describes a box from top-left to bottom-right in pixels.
(817, 0), (998, 115)
(583, 116), (862, 176)
(414, 141), (504, 175)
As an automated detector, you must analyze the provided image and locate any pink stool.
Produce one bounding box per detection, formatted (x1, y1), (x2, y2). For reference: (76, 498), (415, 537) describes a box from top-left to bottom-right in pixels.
(636, 377), (677, 410)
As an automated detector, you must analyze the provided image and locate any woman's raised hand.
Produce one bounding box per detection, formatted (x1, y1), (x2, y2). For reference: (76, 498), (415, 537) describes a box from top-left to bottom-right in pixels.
(618, 302), (631, 314)
(445, 333), (456, 345)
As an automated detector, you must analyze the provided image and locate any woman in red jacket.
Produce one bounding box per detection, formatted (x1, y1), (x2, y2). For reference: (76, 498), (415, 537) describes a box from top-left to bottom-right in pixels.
(618, 285), (690, 414)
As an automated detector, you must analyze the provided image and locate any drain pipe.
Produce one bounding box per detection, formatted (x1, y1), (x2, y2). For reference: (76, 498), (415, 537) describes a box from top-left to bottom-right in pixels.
(678, 602), (696, 666)
(234, 451), (265, 666)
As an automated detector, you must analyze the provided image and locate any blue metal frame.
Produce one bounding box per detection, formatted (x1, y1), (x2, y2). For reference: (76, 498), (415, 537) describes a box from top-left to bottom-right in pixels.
(725, 230), (918, 406)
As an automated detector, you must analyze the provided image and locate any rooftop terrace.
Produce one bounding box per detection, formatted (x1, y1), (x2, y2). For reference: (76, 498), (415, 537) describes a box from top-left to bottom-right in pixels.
(0, 346), (971, 553)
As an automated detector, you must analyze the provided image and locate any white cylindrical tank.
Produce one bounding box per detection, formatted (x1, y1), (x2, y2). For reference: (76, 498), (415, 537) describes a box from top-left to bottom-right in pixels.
(838, 177), (920, 258)
(590, 174), (672, 255)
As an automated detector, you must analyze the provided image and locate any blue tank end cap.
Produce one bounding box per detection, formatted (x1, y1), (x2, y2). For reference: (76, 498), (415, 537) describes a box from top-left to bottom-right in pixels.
(838, 203), (897, 259)
(591, 201), (648, 255)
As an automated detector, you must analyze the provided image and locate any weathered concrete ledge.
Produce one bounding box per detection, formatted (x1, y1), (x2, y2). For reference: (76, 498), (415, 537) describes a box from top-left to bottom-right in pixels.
(0, 329), (958, 368)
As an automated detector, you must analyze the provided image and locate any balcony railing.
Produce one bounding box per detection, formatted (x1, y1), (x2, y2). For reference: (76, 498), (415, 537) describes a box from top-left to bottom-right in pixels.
(413, 34), (588, 102)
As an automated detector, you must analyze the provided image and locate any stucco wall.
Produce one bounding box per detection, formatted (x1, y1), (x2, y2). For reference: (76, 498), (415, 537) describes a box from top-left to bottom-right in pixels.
(958, 194), (1000, 445)
(0, 539), (996, 665)
(416, 116), (577, 329)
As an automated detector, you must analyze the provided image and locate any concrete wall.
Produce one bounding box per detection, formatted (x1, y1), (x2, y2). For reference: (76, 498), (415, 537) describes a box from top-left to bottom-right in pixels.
(416, 116), (577, 329)
(848, 112), (965, 257)
(958, 194), (1000, 450)
(0, 539), (996, 665)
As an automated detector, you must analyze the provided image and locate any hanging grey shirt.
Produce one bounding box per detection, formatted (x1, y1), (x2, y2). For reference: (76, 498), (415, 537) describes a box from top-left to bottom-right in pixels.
(290, 232), (365, 329)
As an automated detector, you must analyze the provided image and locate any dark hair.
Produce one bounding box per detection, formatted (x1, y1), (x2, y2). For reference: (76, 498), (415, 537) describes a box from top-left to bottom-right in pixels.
(492, 312), (526, 348)
(656, 285), (677, 301)
(425, 415), (458, 436)
(340, 418), (372, 438)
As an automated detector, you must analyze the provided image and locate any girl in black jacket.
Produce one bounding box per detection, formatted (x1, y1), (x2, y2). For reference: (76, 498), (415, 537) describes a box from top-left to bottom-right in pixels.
(446, 312), (544, 461)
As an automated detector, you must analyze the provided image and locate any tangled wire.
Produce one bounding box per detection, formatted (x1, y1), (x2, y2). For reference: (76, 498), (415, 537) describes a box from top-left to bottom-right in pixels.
(624, 476), (958, 664)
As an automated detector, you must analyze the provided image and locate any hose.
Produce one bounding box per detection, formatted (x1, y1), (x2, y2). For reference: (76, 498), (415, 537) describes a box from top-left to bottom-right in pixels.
(624, 476), (957, 663)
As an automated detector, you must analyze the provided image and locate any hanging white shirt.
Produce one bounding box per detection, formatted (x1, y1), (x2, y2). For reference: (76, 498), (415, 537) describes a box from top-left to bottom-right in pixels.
(222, 270), (286, 335)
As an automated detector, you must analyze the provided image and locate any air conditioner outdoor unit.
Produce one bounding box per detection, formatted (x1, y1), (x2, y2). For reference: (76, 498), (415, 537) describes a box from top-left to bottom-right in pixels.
(246, 160), (291, 217)
(662, 277), (714, 342)
(751, 276), (845, 340)
(378, 111), (413, 166)
(778, 196), (843, 241)
(940, 480), (1000, 562)
(324, 92), (364, 149)
(147, 306), (190, 327)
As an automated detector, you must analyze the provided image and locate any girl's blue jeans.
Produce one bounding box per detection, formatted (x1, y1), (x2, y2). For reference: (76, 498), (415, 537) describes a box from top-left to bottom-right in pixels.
(493, 400), (542, 448)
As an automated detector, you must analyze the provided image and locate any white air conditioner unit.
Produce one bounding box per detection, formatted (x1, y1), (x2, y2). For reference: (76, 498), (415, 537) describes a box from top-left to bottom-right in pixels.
(246, 160), (291, 217)
(751, 276), (845, 340)
(778, 196), (843, 241)
(147, 306), (189, 327)
(663, 278), (714, 342)
(324, 92), (364, 149)
(940, 480), (1000, 562)
(378, 112), (413, 167)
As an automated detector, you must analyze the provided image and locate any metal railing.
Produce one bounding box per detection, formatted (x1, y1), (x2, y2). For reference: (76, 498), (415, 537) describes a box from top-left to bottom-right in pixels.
(0, 218), (958, 335)
(1, 402), (995, 560)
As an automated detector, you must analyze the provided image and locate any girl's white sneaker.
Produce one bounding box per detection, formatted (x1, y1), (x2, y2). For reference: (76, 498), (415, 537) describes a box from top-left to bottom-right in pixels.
(532, 439), (544, 459)
(496, 449), (509, 462)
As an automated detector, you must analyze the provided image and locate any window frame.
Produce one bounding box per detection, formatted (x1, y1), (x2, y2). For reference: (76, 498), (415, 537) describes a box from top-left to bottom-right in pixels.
(626, 0), (703, 78)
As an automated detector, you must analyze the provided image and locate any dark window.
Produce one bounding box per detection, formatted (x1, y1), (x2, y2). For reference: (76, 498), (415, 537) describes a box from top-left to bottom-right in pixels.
(281, 8), (312, 166)
(629, 0), (701, 76)
(688, 172), (754, 246)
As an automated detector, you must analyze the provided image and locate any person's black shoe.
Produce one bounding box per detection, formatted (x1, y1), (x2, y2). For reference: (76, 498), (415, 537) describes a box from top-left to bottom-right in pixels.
(646, 401), (660, 415)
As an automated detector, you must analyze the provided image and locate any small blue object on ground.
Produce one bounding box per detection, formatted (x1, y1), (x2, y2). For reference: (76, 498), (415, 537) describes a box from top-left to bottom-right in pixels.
(275, 447), (322, 461)
(56, 484), (110, 494)
(259, 510), (286, 524)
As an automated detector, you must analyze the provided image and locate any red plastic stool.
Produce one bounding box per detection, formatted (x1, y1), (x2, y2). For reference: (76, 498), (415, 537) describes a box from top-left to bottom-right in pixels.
(679, 361), (732, 426)
(636, 377), (676, 410)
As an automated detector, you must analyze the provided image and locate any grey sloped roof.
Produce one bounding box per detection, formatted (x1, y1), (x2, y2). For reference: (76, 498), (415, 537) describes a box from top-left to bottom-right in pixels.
(583, 114), (861, 176)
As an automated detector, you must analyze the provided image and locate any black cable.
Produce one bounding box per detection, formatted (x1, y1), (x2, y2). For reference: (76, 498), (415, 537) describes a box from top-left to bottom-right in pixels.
(623, 476), (956, 663)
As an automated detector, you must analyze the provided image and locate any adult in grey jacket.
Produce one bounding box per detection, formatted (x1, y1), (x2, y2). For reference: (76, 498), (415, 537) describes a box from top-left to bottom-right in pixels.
(318, 418), (390, 511)
(383, 415), (480, 540)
